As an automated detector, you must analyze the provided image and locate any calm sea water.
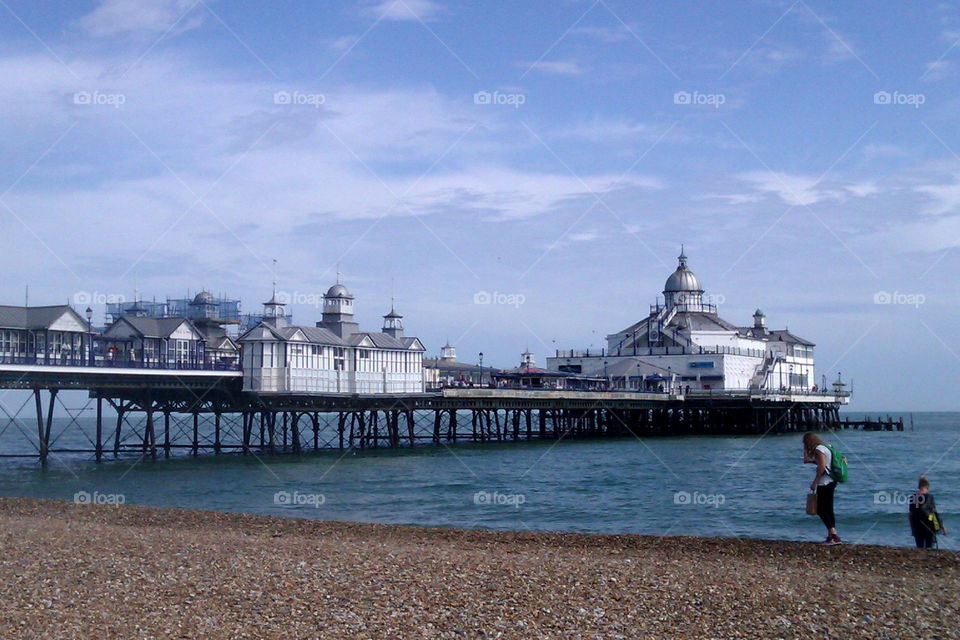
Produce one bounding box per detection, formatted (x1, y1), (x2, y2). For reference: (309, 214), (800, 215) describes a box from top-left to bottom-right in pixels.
(0, 411), (956, 548)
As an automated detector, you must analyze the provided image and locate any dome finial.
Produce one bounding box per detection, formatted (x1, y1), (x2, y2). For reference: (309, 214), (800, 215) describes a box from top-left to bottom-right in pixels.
(678, 245), (687, 267)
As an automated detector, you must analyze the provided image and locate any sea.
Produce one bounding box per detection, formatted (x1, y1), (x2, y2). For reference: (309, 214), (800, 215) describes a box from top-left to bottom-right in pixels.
(0, 411), (955, 549)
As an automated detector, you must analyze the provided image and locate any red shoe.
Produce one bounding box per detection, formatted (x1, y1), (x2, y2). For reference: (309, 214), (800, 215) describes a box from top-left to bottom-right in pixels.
(826, 534), (842, 546)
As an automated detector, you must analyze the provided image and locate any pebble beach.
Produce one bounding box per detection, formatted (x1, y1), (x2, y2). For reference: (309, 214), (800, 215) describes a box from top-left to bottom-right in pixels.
(0, 497), (957, 639)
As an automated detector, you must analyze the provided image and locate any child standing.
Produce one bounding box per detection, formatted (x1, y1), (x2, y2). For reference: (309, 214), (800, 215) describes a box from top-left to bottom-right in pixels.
(909, 476), (947, 549)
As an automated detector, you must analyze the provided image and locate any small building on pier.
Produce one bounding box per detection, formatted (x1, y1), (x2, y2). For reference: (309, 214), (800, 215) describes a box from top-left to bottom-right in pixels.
(547, 249), (816, 392)
(423, 342), (501, 389)
(239, 282), (425, 394)
(0, 304), (92, 365)
(100, 316), (207, 367)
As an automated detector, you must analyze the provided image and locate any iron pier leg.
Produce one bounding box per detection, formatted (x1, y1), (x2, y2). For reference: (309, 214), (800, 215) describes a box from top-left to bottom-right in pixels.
(33, 389), (46, 463)
(163, 411), (171, 458)
(113, 409), (124, 456)
(95, 395), (103, 462)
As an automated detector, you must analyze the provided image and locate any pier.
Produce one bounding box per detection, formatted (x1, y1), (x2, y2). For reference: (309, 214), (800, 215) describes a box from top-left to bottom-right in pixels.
(0, 361), (853, 463)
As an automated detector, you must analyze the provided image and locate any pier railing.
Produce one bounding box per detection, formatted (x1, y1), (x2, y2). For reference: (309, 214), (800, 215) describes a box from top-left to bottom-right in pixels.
(554, 345), (766, 358)
(0, 354), (240, 372)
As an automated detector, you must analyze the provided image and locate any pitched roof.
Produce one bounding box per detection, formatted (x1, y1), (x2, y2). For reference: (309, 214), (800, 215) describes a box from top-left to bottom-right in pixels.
(113, 316), (201, 339)
(768, 330), (815, 346)
(348, 332), (409, 349)
(0, 305), (85, 330)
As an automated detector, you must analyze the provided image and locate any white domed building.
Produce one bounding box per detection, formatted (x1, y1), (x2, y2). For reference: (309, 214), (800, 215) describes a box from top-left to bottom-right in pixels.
(239, 281), (425, 394)
(547, 249), (816, 393)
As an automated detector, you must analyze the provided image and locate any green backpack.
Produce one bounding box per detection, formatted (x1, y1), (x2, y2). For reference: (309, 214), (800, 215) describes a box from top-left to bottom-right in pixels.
(825, 444), (849, 483)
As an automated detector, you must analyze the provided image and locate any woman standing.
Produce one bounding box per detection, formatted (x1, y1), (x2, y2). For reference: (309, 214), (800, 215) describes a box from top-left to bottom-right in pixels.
(803, 433), (841, 545)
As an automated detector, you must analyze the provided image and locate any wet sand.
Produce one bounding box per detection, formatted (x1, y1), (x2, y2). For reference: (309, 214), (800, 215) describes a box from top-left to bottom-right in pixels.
(0, 497), (957, 639)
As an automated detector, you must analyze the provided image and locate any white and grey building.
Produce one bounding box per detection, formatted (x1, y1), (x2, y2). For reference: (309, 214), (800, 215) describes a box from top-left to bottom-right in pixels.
(547, 249), (817, 392)
(239, 283), (425, 394)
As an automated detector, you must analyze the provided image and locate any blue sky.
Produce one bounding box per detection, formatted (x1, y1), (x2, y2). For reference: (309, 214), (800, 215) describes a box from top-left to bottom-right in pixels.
(1, 0), (959, 409)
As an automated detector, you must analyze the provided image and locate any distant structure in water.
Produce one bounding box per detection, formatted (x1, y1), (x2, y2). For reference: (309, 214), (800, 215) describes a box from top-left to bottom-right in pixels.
(547, 248), (816, 392)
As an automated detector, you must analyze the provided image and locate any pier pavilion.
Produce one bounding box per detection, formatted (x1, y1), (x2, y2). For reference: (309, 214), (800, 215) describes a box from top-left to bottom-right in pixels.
(238, 282), (425, 394)
(547, 249), (816, 393)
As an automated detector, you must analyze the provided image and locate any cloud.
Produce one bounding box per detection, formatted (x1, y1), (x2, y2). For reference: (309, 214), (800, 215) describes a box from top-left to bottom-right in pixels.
(923, 59), (953, 81)
(78, 0), (206, 38)
(916, 180), (960, 215)
(570, 25), (634, 43)
(524, 60), (586, 76)
(845, 181), (879, 198)
(552, 118), (650, 142)
(363, 0), (444, 21)
(736, 171), (834, 206)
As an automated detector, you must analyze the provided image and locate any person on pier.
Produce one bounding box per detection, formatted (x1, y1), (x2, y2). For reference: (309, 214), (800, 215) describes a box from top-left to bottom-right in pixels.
(909, 476), (947, 549)
(803, 433), (842, 545)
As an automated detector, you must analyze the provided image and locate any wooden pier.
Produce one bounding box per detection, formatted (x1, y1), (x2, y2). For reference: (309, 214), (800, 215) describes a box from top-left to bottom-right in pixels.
(0, 361), (868, 462)
(838, 415), (905, 431)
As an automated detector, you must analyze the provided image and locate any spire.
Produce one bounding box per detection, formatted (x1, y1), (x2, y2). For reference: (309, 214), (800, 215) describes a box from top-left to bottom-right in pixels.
(271, 258), (277, 300)
(678, 245), (687, 268)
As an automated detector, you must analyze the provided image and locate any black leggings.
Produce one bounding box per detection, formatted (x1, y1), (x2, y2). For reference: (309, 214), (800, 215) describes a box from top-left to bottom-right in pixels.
(817, 481), (837, 530)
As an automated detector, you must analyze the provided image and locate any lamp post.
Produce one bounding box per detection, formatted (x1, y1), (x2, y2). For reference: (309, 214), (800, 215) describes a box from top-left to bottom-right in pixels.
(478, 352), (484, 388)
(788, 364), (794, 393)
(85, 307), (93, 366)
(604, 360), (609, 389)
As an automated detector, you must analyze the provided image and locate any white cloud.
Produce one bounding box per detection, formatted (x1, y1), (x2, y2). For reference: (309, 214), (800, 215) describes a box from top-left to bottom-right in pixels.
(363, 0), (444, 21)
(845, 181), (879, 198)
(923, 59), (953, 81)
(570, 25), (633, 43)
(736, 171), (832, 206)
(525, 60), (586, 76)
(78, 0), (205, 38)
(553, 118), (650, 142)
(916, 181), (960, 215)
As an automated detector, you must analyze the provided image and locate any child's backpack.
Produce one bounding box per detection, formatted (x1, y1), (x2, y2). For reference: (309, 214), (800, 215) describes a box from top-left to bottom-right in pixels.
(825, 444), (848, 483)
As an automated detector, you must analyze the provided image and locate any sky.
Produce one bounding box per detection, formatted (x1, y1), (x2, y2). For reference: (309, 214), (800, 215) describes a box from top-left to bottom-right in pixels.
(0, 0), (958, 410)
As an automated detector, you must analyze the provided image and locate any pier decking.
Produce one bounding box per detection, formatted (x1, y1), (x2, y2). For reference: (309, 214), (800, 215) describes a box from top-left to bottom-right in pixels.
(0, 359), (862, 462)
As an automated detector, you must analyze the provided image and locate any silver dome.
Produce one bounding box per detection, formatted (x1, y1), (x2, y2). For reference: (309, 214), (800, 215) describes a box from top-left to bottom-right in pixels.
(325, 284), (353, 299)
(663, 248), (703, 293)
(192, 291), (215, 305)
